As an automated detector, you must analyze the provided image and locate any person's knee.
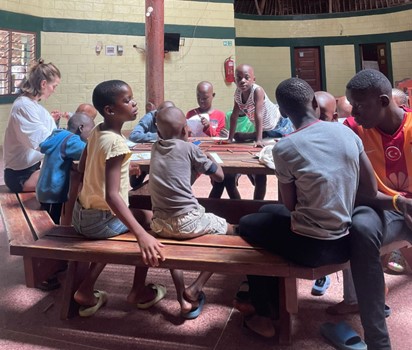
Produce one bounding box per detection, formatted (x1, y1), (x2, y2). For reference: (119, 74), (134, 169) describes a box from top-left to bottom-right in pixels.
(350, 206), (384, 250)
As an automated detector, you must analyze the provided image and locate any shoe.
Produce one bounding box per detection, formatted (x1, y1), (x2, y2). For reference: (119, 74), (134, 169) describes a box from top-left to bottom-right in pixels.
(233, 298), (256, 316)
(320, 321), (367, 350)
(243, 314), (275, 338)
(78, 290), (108, 317)
(181, 292), (206, 320)
(36, 276), (61, 291)
(311, 275), (331, 296)
(387, 250), (406, 273)
(326, 301), (359, 315)
(137, 284), (167, 310)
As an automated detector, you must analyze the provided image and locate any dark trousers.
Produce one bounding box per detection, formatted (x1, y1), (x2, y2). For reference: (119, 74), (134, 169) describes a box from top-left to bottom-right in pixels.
(349, 206), (412, 350)
(239, 204), (350, 318)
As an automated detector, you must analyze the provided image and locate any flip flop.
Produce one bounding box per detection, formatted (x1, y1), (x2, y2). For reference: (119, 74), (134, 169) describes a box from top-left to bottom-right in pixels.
(385, 304), (391, 318)
(236, 280), (250, 302)
(136, 284), (167, 310)
(311, 275), (331, 296)
(320, 321), (367, 350)
(78, 290), (108, 317)
(181, 291), (206, 320)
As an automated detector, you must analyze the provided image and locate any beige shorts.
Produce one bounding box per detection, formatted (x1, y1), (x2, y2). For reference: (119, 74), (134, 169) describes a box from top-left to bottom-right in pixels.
(151, 205), (228, 240)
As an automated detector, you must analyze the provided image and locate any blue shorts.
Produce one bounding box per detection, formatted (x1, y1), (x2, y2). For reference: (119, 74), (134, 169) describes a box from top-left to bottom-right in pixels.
(72, 200), (128, 239)
(4, 162), (41, 193)
(263, 116), (294, 138)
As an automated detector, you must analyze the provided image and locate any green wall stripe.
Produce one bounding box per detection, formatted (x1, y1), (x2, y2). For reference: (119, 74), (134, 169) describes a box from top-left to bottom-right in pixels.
(236, 30), (412, 47)
(235, 3), (412, 20)
(43, 18), (145, 36)
(0, 10), (42, 32)
(42, 19), (235, 39)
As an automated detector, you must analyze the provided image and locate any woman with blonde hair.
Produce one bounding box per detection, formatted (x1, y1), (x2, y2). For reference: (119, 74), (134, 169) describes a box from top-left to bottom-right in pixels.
(3, 59), (61, 192)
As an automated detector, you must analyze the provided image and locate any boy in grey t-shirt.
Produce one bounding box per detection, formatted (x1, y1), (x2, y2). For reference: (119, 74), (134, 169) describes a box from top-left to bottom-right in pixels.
(149, 106), (235, 319)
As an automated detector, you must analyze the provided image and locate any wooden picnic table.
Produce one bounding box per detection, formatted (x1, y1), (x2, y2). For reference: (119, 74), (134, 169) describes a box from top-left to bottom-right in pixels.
(130, 138), (277, 175)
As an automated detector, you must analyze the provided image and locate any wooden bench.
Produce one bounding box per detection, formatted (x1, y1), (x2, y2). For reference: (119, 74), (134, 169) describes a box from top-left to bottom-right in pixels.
(1, 189), (411, 345)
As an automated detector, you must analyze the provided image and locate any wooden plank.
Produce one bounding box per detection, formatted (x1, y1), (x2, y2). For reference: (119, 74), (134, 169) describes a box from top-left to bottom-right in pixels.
(0, 191), (36, 244)
(10, 236), (292, 277)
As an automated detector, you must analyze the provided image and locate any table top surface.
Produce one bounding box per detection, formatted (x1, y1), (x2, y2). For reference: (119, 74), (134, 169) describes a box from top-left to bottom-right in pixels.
(130, 138), (277, 175)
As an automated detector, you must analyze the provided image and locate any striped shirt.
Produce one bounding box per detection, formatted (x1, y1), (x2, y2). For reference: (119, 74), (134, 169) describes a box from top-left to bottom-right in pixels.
(344, 111), (412, 198)
(234, 83), (280, 131)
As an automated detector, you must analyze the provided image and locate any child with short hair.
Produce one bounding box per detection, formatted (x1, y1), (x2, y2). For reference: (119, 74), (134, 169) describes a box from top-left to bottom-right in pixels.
(186, 81), (226, 137)
(150, 106), (235, 318)
(227, 64), (294, 199)
(72, 80), (166, 317)
(36, 113), (95, 224)
(228, 64), (293, 147)
(236, 77), (376, 338)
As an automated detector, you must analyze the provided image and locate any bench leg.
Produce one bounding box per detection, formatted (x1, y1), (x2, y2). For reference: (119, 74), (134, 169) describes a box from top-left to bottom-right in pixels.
(278, 277), (293, 345)
(23, 256), (67, 288)
(60, 261), (89, 320)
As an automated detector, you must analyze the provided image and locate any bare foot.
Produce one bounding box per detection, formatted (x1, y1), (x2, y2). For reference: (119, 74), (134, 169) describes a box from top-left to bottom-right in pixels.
(126, 285), (156, 305)
(74, 290), (98, 307)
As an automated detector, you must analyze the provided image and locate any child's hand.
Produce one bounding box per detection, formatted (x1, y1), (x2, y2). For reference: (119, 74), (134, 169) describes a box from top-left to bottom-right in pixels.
(219, 128), (229, 138)
(129, 161), (141, 176)
(200, 116), (210, 128)
(254, 140), (265, 148)
(137, 233), (165, 267)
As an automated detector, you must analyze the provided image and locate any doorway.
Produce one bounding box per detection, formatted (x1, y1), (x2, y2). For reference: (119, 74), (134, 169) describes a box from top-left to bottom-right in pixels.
(294, 47), (322, 92)
(360, 43), (389, 78)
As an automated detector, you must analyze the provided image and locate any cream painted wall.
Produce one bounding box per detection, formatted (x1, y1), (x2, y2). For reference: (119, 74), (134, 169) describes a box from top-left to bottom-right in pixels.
(324, 45), (356, 97)
(392, 41), (412, 84)
(234, 46), (291, 103)
(0, 0), (235, 143)
(235, 9), (412, 98)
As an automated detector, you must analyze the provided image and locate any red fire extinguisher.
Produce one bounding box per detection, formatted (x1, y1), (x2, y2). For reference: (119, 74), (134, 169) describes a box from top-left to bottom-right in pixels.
(224, 56), (235, 83)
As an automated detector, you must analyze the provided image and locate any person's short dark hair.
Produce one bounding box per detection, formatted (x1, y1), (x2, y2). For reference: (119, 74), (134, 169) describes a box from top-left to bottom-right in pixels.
(92, 80), (128, 116)
(275, 78), (314, 116)
(67, 113), (92, 133)
(346, 69), (392, 96)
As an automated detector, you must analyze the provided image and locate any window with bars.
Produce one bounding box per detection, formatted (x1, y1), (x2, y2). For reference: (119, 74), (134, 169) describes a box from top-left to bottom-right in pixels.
(0, 30), (36, 96)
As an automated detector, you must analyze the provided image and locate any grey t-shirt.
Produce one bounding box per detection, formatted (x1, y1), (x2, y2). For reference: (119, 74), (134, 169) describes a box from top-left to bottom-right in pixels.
(273, 120), (364, 240)
(149, 139), (214, 217)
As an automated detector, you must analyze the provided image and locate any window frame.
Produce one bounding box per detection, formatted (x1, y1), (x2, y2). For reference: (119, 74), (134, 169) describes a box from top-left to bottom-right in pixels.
(0, 28), (38, 104)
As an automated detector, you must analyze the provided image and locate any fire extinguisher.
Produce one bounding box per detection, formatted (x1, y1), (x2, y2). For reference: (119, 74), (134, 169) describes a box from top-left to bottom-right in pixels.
(224, 56), (235, 83)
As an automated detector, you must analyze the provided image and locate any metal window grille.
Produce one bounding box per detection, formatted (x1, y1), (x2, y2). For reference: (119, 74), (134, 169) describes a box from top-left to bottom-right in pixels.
(0, 30), (36, 96)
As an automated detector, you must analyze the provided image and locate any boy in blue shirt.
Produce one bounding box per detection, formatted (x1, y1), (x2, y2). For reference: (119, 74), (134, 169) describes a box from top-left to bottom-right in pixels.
(36, 113), (94, 224)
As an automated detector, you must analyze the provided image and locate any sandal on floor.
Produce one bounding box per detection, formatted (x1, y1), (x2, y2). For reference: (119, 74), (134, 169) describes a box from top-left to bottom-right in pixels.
(136, 284), (167, 310)
(235, 280), (250, 302)
(36, 276), (61, 291)
(79, 290), (108, 317)
(320, 321), (367, 350)
(181, 292), (206, 320)
(387, 250), (406, 273)
(311, 275), (331, 296)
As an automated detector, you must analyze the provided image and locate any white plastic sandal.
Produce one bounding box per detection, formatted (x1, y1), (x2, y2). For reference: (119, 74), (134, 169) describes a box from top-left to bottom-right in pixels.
(387, 250), (406, 273)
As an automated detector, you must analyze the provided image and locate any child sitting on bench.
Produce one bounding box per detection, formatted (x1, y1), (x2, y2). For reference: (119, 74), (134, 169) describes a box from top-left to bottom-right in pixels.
(149, 106), (235, 319)
(72, 80), (166, 317)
